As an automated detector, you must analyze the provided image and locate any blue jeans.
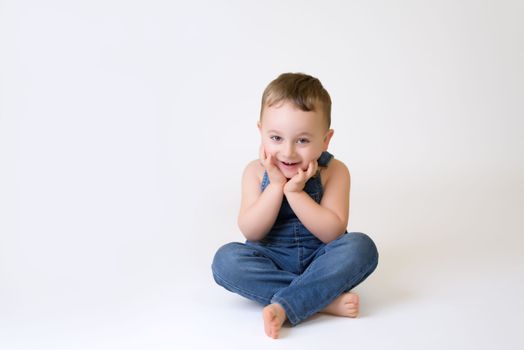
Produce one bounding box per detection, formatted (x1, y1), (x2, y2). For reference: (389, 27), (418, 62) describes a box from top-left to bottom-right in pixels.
(211, 220), (379, 326)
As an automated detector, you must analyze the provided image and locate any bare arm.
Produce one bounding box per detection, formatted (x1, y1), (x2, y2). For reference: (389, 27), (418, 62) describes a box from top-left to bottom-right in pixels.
(285, 159), (350, 243)
(237, 159), (286, 241)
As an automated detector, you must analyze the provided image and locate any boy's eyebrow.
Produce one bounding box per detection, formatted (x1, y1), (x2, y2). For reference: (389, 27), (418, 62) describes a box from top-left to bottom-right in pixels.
(267, 129), (314, 137)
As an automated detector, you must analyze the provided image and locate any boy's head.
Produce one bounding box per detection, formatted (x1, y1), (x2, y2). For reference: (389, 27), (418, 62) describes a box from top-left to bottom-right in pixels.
(257, 73), (335, 179)
(259, 72), (332, 130)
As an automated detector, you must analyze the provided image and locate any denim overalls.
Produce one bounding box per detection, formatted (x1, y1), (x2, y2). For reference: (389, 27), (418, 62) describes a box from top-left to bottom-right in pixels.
(212, 151), (379, 326)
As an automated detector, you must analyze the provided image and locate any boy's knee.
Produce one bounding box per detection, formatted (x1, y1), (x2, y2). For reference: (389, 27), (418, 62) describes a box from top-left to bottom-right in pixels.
(349, 231), (377, 249)
(326, 232), (379, 284)
(339, 232), (379, 264)
(212, 242), (241, 272)
(211, 242), (250, 285)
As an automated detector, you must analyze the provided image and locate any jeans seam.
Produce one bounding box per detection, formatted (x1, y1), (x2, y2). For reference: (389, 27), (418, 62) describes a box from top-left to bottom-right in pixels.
(212, 270), (271, 305)
(296, 224), (302, 272)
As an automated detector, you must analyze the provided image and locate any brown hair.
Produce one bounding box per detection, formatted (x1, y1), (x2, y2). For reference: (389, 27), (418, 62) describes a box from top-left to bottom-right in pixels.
(260, 72), (332, 129)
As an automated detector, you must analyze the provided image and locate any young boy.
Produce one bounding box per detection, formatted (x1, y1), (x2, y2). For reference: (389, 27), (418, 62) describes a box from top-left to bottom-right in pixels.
(212, 73), (379, 339)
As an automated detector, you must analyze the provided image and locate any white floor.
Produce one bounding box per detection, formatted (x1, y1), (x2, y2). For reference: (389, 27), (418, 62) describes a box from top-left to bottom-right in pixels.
(1, 169), (522, 350)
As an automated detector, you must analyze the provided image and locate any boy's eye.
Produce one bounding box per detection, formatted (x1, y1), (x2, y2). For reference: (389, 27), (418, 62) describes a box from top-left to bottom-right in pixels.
(297, 138), (310, 144)
(270, 135), (282, 142)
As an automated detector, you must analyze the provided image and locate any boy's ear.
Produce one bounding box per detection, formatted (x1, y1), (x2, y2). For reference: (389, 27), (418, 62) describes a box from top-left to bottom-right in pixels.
(323, 129), (335, 151)
(257, 121), (262, 134)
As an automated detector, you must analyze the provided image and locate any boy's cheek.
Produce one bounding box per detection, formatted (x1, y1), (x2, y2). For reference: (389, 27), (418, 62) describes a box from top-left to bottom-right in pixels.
(262, 143), (277, 157)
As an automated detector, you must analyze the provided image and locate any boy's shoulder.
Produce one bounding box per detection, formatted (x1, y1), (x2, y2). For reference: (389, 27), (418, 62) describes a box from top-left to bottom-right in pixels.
(321, 157), (350, 188)
(326, 157), (349, 172)
(243, 159), (265, 183)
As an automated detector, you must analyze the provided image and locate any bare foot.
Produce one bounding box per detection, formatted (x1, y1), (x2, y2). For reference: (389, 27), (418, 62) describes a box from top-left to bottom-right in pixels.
(321, 292), (359, 318)
(262, 303), (287, 339)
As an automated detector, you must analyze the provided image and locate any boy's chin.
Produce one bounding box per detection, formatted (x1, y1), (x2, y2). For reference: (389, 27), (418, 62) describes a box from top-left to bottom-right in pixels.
(281, 168), (303, 179)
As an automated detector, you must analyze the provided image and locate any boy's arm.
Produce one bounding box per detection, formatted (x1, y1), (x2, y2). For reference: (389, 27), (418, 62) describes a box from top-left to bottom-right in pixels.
(237, 160), (285, 241)
(285, 159), (350, 243)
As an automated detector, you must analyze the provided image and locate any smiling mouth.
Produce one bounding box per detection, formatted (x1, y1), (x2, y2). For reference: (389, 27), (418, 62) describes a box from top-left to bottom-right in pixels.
(281, 161), (298, 166)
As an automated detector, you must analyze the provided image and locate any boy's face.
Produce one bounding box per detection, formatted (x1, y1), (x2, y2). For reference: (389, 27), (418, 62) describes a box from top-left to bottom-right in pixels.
(258, 100), (334, 179)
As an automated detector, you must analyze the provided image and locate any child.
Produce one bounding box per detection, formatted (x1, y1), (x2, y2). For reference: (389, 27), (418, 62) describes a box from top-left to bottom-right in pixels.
(211, 73), (379, 339)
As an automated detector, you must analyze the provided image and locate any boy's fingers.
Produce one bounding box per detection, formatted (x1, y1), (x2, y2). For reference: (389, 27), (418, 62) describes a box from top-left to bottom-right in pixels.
(308, 160), (318, 178)
(266, 156), (283, 178)
(298, 168), (307, 182)
(306, 162), (312, 176)
(263, 153), (270, 166)
(259, 145), (266, 164)
(267, 153), (274, 168)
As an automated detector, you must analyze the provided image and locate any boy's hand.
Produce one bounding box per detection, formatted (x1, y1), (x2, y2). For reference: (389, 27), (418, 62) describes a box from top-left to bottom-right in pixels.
(259, 145), (287, 187)
(283, 160), (318, 194)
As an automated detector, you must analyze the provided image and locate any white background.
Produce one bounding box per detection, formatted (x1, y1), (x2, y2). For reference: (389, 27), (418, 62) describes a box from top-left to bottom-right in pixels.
(1, 0), (523, 349)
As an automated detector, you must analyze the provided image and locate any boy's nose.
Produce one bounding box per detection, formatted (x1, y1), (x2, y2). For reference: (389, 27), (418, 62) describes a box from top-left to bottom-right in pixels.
(283, 142), (296, 158)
